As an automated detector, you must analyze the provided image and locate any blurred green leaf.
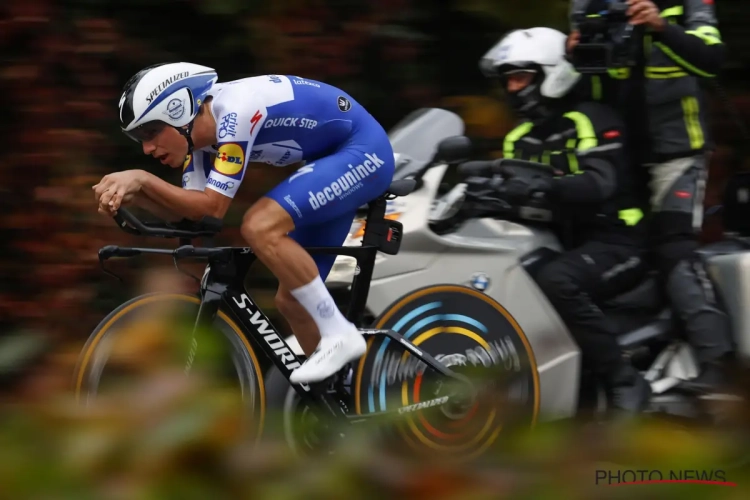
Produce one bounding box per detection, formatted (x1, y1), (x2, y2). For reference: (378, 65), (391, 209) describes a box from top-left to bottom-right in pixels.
(0, 330), (47, 374)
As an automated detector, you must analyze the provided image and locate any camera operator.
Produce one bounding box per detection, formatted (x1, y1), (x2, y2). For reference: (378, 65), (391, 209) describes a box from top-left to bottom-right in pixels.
(567, 0), (733, 393)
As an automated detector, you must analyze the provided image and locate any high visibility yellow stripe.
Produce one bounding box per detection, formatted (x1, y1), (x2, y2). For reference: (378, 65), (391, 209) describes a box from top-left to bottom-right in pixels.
(591, 75), (602, 100)
(660, 6), (683, 17)
(607, 68), (630, 79)
(646, 66), (688, 78)
(503, 122), (533, 159)
(682, 96), (704, 150)
(563, 111), (598, 161)
(619, 208), (644, 226)
(654, 42), (715, 77)
(686, 26), (722, 45)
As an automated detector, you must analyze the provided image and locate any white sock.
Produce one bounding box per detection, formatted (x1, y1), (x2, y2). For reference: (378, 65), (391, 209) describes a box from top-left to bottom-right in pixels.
(290, 276), (356, 339)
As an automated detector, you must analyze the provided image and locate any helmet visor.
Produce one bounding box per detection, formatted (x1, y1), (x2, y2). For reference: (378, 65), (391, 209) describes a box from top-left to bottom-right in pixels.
(122, 121), (167, 143)
(482, 59), (538, 78)
(498, 69), (538, 92)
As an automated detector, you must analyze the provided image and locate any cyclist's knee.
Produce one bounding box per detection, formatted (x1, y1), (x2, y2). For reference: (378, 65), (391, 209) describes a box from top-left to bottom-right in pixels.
(241, 198), (294, 249)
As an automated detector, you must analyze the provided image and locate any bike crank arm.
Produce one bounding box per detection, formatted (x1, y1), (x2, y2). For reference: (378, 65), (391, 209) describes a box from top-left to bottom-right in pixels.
(359, 328), (477, 396)
(303, 380), (354, 427)
(345, 393), (469, 424)
(296, 384), (355, 452)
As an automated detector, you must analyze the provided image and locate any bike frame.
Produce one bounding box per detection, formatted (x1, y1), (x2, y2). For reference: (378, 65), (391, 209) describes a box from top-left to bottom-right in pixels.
(198, 244), (376, 421)
(100, 192), (466, 424)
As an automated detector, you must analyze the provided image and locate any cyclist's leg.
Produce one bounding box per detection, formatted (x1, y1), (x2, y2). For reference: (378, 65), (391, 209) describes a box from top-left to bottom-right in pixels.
(274, 214), (358, 356)
(242, 129), (394, 384)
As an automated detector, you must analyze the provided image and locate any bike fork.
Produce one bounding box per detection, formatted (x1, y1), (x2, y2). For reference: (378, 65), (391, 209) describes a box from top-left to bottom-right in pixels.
(184, 289), (222, 377)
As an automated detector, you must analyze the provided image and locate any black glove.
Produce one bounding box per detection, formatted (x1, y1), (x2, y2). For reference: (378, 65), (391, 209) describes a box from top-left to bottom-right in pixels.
(502, 177), (534, 202)
(528, 176), (554, 197)
(502, 176), (554, 202)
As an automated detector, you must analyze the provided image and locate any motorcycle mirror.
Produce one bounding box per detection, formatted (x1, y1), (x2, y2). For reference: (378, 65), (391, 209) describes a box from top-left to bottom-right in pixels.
(434, 136), (472, 164)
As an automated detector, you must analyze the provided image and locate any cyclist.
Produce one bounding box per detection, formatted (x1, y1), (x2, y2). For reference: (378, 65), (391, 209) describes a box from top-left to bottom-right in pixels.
(94, 64), (395, 384)
(479, 27), (651, 413)
(567, 0), (733, 392)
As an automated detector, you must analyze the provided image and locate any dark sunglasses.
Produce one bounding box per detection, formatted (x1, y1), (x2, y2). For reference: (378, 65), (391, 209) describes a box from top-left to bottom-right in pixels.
(122, 121), (167, 143)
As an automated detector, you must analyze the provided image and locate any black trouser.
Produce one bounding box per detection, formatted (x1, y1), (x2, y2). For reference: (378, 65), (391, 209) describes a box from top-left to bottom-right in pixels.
(536, 240), (646, 375)
(646, 155), (734, 365)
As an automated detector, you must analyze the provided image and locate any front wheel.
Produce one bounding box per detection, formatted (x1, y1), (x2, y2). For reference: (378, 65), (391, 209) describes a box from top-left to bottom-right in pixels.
(73, 293), (267, 444)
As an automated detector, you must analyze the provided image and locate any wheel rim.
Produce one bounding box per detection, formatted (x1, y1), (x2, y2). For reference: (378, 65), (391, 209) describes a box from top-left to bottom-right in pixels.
(74, 294), (266, 444)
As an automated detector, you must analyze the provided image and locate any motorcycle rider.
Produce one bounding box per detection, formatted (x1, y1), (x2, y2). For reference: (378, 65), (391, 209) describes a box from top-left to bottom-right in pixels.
(567, 0), (734, 392)
(479, 27), (651, 414)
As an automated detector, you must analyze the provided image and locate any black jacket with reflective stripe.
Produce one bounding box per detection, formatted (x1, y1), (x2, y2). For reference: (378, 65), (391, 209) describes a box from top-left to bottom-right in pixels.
(503, 101), (646, 247)
(570, 0), (724, 162)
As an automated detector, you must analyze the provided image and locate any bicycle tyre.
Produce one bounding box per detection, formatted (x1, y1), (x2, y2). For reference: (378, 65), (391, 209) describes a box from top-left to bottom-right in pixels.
(73, 292), (267, 442)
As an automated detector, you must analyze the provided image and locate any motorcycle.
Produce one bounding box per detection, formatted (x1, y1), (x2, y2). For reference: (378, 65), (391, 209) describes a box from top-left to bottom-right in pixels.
(267, 108), (749, 454)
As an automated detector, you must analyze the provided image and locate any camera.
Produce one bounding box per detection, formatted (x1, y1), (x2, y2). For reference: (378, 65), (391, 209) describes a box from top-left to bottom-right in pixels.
(570, 1), (640, 73)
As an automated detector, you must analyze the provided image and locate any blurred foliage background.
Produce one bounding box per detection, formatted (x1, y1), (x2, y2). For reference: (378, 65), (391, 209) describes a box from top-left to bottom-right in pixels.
(1, 0), (750, 497)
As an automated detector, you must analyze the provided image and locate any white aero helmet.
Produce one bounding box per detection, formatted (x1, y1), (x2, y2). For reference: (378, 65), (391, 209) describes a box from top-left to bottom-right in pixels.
(118, 62), (218, 145)
(479, 28), (581, 119)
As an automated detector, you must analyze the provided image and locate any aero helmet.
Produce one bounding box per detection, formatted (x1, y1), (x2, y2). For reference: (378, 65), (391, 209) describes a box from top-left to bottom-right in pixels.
(118, 62), (218, 152)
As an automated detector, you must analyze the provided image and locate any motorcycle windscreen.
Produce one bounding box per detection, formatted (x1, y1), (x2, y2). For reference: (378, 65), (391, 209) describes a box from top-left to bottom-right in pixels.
(388, 108), (465, 180)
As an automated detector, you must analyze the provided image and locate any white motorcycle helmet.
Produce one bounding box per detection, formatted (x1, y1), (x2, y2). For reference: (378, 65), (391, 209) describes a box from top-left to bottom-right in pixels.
(479, 27), (581, 121)
(118, 62), (218, 153)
